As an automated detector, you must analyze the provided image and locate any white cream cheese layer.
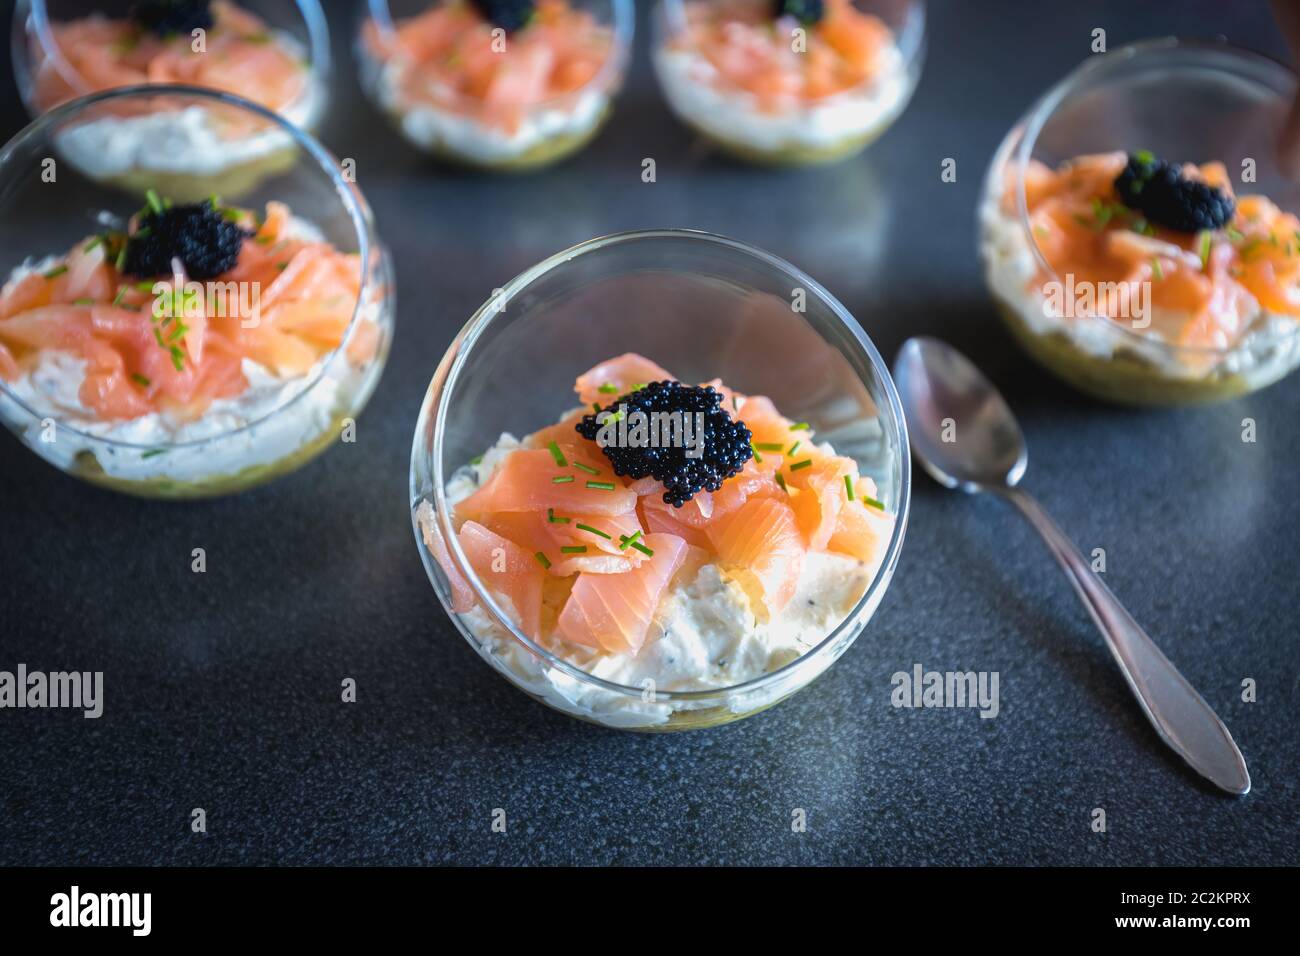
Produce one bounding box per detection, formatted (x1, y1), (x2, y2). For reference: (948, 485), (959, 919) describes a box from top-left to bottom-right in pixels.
(654, 42), (908, 153)
(979, 189), (1300, 383)
(375, 60), (608, 163)
(426, 430), (878, 727)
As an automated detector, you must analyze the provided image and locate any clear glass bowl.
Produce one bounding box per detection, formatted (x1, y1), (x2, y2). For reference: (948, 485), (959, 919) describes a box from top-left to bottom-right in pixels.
(651, 0), (925, 166)
(12, 0), (329, 131)
(409, 230), (910, 731)
(981, 38), (1300, 405)
(0, 86), (395, 498)
(357, 0), (634, 171)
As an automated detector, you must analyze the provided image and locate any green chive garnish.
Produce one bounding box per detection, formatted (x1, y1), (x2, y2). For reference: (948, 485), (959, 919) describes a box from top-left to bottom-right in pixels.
(775, 473), (788, 492)
(145, 189), (164, 215)
(141, 448), (166, 459)
(592, 402), (601, 413)
(575, 522), (611, 540)
(42, 265), (68, 279)
(547, 440), (567, 467)
(790, 422), (810, 431)
(72, 297), (94, 306)
(751, 445), (763, 464)
(547, 508), (570, 524)
(470, 455), (484, 465)
(112, 287), (128, 307)
(1225, 227), (1244, 243)
(597, 382), (619, 393)
(535, 552), (552, 569)
(573, 461), (599, 475)
(755, 442), (784, 452)
(863, 496), (885, 511)
(1151, 257), (1163, 280)
(131, 373), (151, 387)
(629, 541), (654, 557)
(115, 245), (129, 273)
(787, 440), (801, 455)
(586, 480), (616, 490)
(552, 475), (575, 484)
(84, 236), (104, 252)
(619, 530), (642, 550)
(844, 475), (855, 500)
(1197, 230), (1212, 269)
(560, 545), (588, 554)
(789, 459), (813, 471)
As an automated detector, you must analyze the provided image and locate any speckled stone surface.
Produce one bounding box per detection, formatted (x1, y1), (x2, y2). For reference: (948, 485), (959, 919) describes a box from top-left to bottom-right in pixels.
(1, 0), (1296, 866)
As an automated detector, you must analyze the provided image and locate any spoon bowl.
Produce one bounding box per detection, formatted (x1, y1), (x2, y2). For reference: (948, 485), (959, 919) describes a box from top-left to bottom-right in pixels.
(894, 337), (1026, 492)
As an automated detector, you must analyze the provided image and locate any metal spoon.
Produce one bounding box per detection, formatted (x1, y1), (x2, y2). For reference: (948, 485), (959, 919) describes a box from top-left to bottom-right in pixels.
(893, 336), (1250, 796)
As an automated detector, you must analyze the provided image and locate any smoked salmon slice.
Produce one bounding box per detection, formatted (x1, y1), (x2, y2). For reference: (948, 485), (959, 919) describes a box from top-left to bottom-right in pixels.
(456, 445), (637, 520)
(555, 533), (688, 654)
(574, 352), (675, 406)
(706, 494), (805, 620)
(457, 520), (544, 638)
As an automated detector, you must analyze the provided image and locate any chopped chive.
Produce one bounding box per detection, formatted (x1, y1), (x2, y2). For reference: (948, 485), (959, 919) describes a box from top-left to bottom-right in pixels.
(130, 373), (151, 387)
(575, 522), (611, 539)
(115, 245), (129, 273)
(132, 226), (151, 240)
(790, 422), (810, 431)
(145, 189), (164, 214)
(169, 348), (184, 372)
(597, 382), (619, 393)
(1225, 227), (1244, 243)
(629, 541), (654, 557)
(755, 442), (784, 452)
(606, 409), (625, 423)
(72, 297), (94, 306)
(573, 461), (599, 475)
(1197, 230), (1212, 269)
(470, 455), (484, 465)
(112, 287), (128, 307)
(592, 402), (601, 413)
(560, 545), (588, 554)
(787, 440), (801, 455)
(275, 262), (289, 271)
(1135, 148), (1154, 166)
(775, 472), (788, 492)
(546, 508), (570, 524)
(750, 444), (763, 464)
(630, 382), (647, 392)
(552, 475), (575, 484)
(84, 236), (104, 252)
(844, 474), (855, 500)
(136, 280), (155, 292)
(619, 530), (642, 550)
(585, 480), (616, 490)
(42, 264), (68, 279)
(789, 458), (813, 471)
(863, 496), (885, 511)
(1151, 257), (1164, 280)
(547, 440), (567, 467)
(140, 448), (166, 459)
(255, 234), (273, 246)
(534, 551), (552, 569)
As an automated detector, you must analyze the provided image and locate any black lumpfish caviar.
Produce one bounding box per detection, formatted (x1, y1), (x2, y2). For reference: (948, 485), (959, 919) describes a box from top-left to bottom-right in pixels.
(122, 202), (249, 280)
(1114, 152), (1236, 233)
(468, 0), (536, 33)
(774, 0), (826, 24)
(130, 0), (215, 36)
(575, 381), (754, 508)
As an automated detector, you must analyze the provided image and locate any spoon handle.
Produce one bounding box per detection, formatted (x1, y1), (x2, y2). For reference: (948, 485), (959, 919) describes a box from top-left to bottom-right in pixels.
(1001, 486), (1251, 795)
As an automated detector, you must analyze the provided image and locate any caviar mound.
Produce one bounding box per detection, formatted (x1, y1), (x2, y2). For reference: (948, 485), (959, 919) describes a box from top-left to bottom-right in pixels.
(468, 0), (537, 33)
(575, 381), (754, 507)
(1114, 152), (1235, 233)
(775, 0), (826, 25)
(122, 201), (250, 280)
(130, 0), (215, 36)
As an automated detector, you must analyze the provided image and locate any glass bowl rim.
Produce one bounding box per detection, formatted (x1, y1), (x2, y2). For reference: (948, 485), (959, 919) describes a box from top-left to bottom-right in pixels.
(652, 0), (927, 107)
(12, 0), (333, 118)
(1010, 35), (1300, 358)
(362, 0), (636, 116)
(0, 82), (379, 452)
(411, 226), (913, 705)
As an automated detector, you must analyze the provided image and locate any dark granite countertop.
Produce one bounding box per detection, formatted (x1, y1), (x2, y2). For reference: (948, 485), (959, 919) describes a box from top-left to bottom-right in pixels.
(1, 0), (1296, 865)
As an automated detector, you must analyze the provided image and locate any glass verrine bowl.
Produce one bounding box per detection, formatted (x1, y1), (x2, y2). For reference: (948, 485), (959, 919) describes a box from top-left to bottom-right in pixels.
(651, 0), (925, 166)
(981, 38), (1300, 405)
(410, 229), (910, 731)
(357, 0), (634, 171)
(0, 86), (394, 498)
(12, 0), (329, 131)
